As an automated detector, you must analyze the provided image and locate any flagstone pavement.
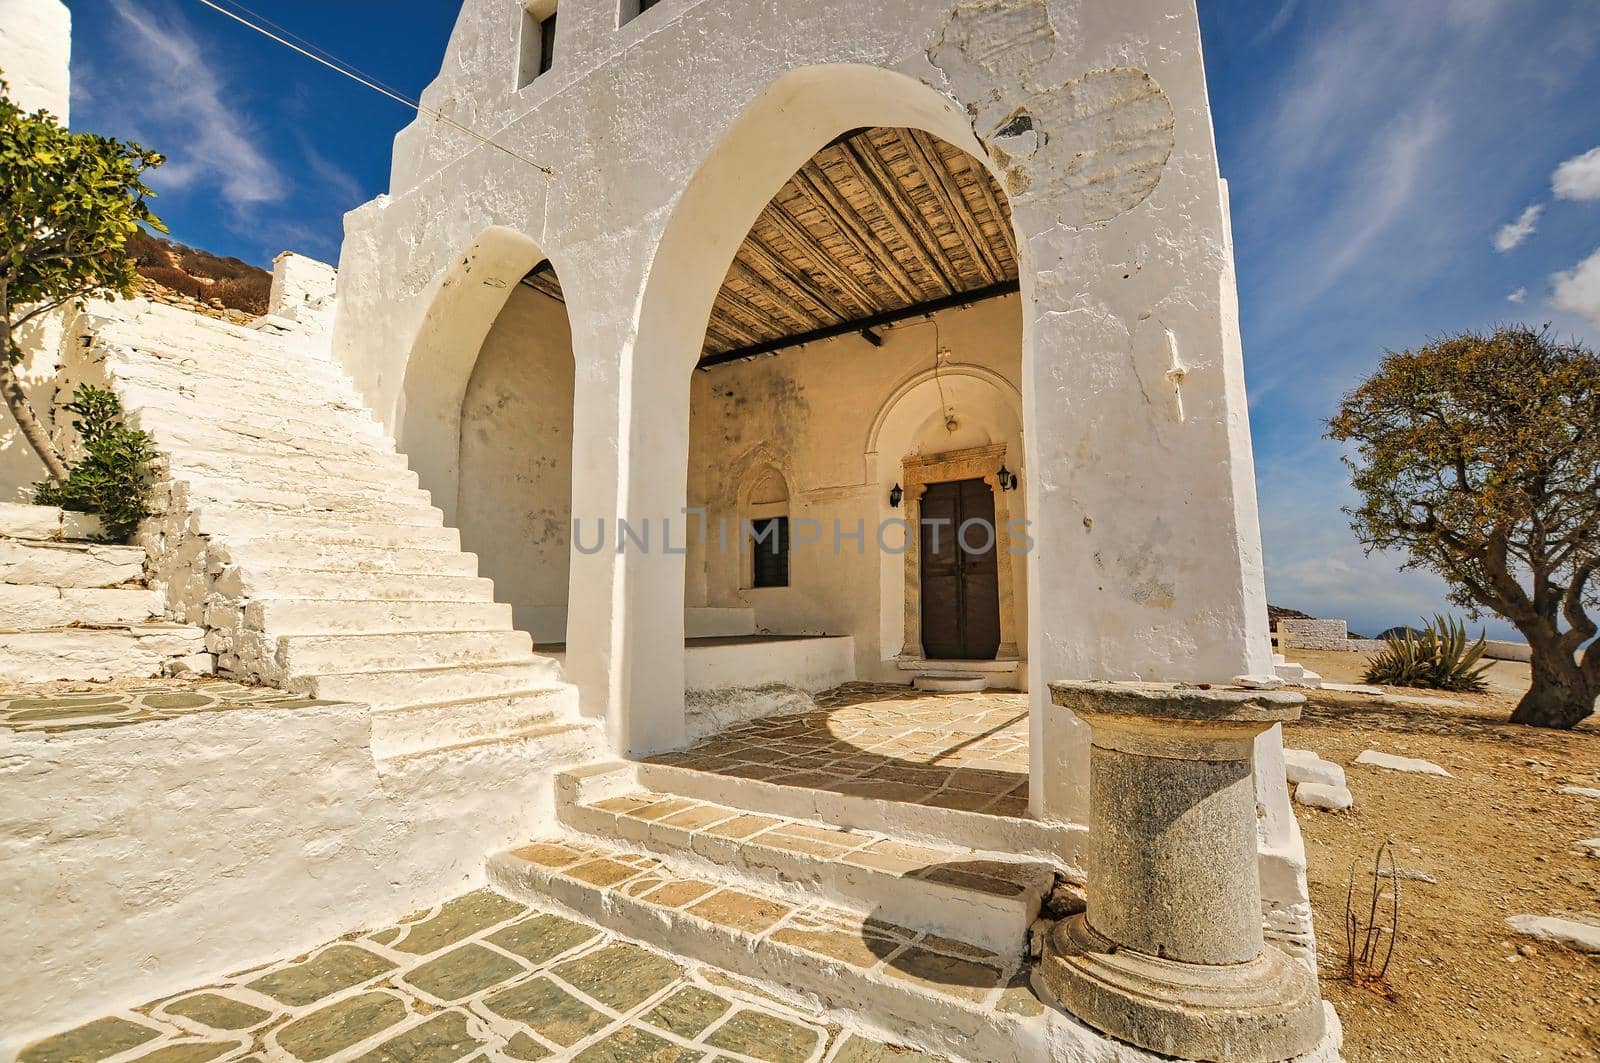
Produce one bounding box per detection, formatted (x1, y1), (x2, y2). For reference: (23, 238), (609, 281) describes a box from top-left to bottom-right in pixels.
(650, 685), (1030, 817)
(20, 889), (937, 1063)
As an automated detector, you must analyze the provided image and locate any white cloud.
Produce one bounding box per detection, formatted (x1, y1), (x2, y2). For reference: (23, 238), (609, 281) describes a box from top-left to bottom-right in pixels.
(1507, 287), (1526, 303)
(1551, 247), (1600, 329)
(1553, 146), (1600, 201)
(106, 0), (282, 209)
(1493, 203), (1543, 252)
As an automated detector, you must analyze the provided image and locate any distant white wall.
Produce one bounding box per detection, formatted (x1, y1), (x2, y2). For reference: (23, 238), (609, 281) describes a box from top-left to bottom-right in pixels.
(0, 0), (70, 121)
(457, 283), (575, 644)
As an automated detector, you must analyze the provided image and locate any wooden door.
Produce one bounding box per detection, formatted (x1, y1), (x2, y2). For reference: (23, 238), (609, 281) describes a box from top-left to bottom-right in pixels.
(919, 478), (1001, 660)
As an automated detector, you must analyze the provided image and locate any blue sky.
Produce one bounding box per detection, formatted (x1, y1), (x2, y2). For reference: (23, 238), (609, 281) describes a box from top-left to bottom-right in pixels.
(58, 0), (1600, 639)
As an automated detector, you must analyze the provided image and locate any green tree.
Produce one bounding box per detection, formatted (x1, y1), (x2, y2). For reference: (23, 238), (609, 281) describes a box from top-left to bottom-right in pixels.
(0, 75), (164, 484)
(1328, 326), (1600, 729)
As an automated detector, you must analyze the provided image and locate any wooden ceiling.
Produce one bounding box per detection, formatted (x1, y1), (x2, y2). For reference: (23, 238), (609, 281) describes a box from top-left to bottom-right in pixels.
(522, 126), (1019, 367)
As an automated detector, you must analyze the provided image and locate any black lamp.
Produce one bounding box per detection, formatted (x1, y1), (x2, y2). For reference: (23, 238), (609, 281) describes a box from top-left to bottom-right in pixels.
(998, 463), (1019, 491)
(889, 483), (904, 508)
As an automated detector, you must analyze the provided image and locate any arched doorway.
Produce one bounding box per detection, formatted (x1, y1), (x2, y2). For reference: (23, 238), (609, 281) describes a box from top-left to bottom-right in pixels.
(396, 228), (577, 650)
(680, 123), (1027, 692)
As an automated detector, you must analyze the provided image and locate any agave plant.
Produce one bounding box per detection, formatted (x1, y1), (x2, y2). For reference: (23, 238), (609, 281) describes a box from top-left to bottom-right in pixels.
(1365, 614), (1490, 692)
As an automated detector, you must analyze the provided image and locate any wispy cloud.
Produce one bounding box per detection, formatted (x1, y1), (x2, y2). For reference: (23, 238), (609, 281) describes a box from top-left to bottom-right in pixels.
(105, 0), (282, 209)
(1255, 0), (1300, 43)
(1553, 145), (1600, 201)
(297, 136), (368, 210)
(1493, 203), (1543, 252)
(1508, 287), (1527, 304)
(1552, 247), (1600, 328)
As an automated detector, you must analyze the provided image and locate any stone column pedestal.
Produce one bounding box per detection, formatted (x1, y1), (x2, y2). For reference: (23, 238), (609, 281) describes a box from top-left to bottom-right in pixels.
(1039, 681), (1325, 1062)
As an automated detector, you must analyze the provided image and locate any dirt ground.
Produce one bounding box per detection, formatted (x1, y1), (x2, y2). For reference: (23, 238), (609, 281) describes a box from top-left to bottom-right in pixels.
(1282, 648), (1599, 1061)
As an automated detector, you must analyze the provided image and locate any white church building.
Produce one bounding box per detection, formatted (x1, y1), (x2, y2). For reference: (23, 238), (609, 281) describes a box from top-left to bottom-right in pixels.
(0, 2), (1338, 1061)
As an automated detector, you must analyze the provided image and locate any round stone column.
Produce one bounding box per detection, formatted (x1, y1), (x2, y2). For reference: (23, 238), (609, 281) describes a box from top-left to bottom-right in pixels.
(1039, 681), (1325, 1062)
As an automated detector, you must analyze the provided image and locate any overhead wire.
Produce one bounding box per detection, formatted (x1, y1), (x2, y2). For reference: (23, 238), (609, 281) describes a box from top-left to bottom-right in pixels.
(189, 0), (555, 176)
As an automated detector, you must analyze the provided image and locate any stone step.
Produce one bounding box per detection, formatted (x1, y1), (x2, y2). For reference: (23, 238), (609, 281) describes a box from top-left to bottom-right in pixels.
(101, 300), (307, 356)
(118, 385), (388, 448)
(173, 478), (441, 525)
(377, 720), (601, 774)
(137, 416), (405, 466)
(158, 447), (420, 494)
(289, 659), (564, 710)
(194, 507), (460, 544)
(218, 566), (496, 603)
(108, 350), (356, 408)
(0, 503), (102, 542)
(555, 765), (1053, 956)
(108, 337), (353, 387)
(487, 838), (1038, 1063)
(277, 629), (535, 676)
(110, 358), (375, 419)
(369, 687), (580, 758)
(214, 540), (479, 576)
(0, 539), (144, 588)
(0, 623), (208, 682)
(241, 598), (511, 636)
(635, 760), (1083, 867)
(0, 585), (163, 629)
(175, 469), (433, 508)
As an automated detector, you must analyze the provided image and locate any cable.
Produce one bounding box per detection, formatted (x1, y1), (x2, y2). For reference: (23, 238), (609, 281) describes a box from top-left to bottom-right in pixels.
(189, 0), (554, 176)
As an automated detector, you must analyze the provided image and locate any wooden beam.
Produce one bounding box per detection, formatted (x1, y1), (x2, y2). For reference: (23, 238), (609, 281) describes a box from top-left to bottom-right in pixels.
(957, 150), (1016, 274)
(729, 257), (825, 332)
(791, 162), (920, 304)
(703, 297), (768, 348)
(762, 199), (880, 317)
(837, 136), (959, 296)
(737, 231), (850, 325)
(698, 279), (1019, 369)
(899, 129), (1003, 284)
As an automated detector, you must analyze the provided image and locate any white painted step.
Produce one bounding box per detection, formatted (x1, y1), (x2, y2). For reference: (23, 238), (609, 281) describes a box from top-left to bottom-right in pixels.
(138, 417), (406, 466)
(108, 340), (353, 387)
(215, 540), (479, 576)
(176, 479), (441, 524)
(109, 358), (374, 415)
(636, 760), (1081, 867)
(487, 839), (1039, 1063)
(370, 687), (579, 758)
(277, 629), (534, 675)
(0, 585), (162, 628)
(177, 470), (432, 507)
(377, 720), (600, 775)
(290, 660), (563, 709)
(117, 386), (388, 448)
(159, 449), (420, 493)
(217, 567), (495, 603)
(0, 624), (207, 682)
(0, 539), (144, 588)
(194, 508), (460, 546)
(242, 598), (511, 637)
(555, 764), (1053, 956)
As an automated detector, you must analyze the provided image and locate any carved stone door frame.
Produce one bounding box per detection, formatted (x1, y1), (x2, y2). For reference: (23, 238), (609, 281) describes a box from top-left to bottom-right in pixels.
(898, 442), (1021, 661)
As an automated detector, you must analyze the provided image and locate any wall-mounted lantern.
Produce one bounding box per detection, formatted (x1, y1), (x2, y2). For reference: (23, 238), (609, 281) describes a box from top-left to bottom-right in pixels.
(889, 483), (904, 508)
(998, 463), (1020, 492)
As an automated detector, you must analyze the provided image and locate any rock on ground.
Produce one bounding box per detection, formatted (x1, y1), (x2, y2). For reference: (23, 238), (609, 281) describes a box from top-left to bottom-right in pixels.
(1558, 785), (1600, 801)
(1294, 782), (1354, 811)
(1354, 750), (1452, 777)
(1284, 748), (1347, 788)
(1506, 915), (1600, 954)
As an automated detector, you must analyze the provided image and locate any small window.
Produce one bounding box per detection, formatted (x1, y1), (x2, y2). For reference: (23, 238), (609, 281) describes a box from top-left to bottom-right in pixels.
(519, 3), (558, 89)
(620, 0), (661, 26)
(750, 516), (789, 588)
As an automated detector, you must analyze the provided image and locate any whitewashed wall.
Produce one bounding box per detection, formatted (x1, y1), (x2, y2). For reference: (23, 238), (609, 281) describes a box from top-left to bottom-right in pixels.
(331, 0), (1276, 829)
(457, 283), (575, 644)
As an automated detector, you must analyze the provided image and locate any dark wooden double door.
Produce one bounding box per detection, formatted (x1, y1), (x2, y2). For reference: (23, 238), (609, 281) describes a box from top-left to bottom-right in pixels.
(919, 478), (1001, 660)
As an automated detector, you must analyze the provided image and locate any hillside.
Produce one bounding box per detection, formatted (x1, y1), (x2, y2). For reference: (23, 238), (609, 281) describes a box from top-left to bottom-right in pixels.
(128, 230), (272, 322)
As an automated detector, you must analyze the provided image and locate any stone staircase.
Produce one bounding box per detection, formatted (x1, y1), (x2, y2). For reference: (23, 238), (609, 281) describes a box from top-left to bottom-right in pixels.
(68, 300), (599, 766)
(485, 759), (1082, 1060)
(0, 502), (208, 682)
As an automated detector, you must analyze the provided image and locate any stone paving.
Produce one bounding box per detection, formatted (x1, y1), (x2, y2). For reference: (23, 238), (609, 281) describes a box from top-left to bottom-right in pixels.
(19, 889), (938, 1063)
(648, 685), (1029, 817)
(0, 678), (336, 734)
